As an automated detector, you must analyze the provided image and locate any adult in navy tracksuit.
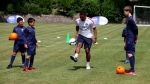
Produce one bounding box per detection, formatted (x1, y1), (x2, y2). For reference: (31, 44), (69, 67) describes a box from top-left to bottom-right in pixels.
(124, 6), (138, 75)
(24, 18), (37, 71)
(7, 17), (27, 69)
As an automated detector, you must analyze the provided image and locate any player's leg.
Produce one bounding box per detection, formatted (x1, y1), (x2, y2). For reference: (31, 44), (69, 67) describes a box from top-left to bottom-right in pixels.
(7, 52), (17, 69)
(21, 53), (25, 66)
(124, 38), (129, 64)
(84, 37), (92, 70)
(125, 52), (129, 64)
(125, 42), (136, 75)
(85, 48), (91, 69)
(70, 43), (82, 62)
(70, 35), (83, 62)
(29, 56), (34, 69)
(29, 46), (36, 70)
(128, 53), (135, 71)
(20, 45), (26, 66)
(7, 44), (18, 69)
(23, 55), (30, 71)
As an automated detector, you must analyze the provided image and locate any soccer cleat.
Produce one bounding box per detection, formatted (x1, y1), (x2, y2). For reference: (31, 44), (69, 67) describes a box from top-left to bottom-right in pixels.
(124, 60), (129, 64)
(125, 70), (136, 75)
(70, 55), (78, 62)
(7, 64), (13, 69)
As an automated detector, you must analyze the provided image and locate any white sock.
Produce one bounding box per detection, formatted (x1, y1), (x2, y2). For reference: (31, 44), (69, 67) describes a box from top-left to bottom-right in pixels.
(74, 53), (79, 58)
(86, 62), (91, 69)
(86, 62), (90, 66)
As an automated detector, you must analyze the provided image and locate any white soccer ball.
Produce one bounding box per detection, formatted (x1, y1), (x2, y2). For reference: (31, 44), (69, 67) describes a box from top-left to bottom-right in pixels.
(69, 38), (76, 46)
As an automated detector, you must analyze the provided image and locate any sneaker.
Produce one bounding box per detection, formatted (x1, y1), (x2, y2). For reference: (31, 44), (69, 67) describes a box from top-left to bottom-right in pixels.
(7, 64), (12, 69)
(70, 55), (78, 62)
(124, 60), (129, 64)
(125, 70), (136, 75)
(86, 64), (91, 70)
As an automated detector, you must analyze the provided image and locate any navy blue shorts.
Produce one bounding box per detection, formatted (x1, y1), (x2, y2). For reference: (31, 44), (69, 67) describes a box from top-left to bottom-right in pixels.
(27, 44), (36, 56)
(77, 34), (93, 49)
(125, 39), (135, 54)
(13, 43), (26, 53)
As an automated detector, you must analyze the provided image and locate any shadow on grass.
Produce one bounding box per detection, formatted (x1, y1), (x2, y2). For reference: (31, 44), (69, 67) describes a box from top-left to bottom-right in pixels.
(12, 65), (23, 68)
(119, 60), (125, 63)
(68, 66), (94, 71)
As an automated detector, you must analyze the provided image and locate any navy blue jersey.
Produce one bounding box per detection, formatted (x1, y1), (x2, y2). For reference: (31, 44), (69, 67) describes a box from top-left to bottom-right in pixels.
(126, 16), (138, 39)
(125, 16), (138, 54)
(122, 27), (127, 38)
(13, 26), (26, 45)
(25, 26), (37, 45)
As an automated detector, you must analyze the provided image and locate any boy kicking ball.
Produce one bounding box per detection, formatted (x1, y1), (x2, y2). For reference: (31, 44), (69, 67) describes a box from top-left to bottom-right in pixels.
(23, 18), (37, 72)
(123, 6), (138, 75)
(70, 12), (97, 70)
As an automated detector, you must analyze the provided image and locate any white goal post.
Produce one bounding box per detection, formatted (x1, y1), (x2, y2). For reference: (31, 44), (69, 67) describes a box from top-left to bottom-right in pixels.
(133, 5), (150, 26)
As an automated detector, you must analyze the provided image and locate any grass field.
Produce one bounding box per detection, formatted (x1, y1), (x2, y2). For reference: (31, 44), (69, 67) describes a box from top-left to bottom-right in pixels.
(0, 23), (150, 84)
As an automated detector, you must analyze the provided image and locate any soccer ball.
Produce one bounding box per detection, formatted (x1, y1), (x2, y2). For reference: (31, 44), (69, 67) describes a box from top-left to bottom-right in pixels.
(69, 38), (76, 46)
(9, 33), (18, 40)
(116, 65), (125, 74)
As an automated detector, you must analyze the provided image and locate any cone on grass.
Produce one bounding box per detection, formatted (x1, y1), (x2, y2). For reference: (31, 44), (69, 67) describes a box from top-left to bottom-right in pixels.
(66, 33), (70, 44)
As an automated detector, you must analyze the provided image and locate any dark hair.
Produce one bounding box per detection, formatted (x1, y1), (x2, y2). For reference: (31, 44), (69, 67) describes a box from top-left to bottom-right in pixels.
(27, 17), (35, 23)
(79, 12), (87, 16)
(124, 6), (132, 13)
(17, 17), (23, 23)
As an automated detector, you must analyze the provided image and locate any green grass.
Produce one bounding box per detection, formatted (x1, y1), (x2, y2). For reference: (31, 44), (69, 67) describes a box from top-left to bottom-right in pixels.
(0, 23), (150, 84)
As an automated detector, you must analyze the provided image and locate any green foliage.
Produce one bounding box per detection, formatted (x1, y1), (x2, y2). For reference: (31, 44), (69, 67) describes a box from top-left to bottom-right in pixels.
(56, 0), (75, 17)
(101, 0), (121, 22)
(7, 4), (14, 13)
(2, 0), (150, 22)
(22, 3), (41, 15)
(81, 0), (100, 17)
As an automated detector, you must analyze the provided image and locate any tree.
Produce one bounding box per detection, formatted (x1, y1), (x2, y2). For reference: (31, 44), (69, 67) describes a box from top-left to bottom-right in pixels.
(7, 4), (14, 13)
(101, 0), (123, 22)
(81, 0), (101, 17)
(56, 0), (75, 16)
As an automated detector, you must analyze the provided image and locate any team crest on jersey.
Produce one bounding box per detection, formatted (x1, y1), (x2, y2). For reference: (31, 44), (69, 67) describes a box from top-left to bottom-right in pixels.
(21, 29), (24, 32)
(85, 23), (88, 26)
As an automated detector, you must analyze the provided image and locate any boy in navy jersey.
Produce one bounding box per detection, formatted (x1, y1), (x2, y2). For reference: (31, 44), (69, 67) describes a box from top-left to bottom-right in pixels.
(123, 6), (138, 75)
(7, 17), (27, 69)
(23, 18), (37, 72)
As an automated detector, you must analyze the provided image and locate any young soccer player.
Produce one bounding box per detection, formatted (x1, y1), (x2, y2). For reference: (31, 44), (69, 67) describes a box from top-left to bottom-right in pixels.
(7, 17), (27, 69)
(23, 18), (37, 71)
(70, 12), (97, 70)
(123, 6), (138, 75)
